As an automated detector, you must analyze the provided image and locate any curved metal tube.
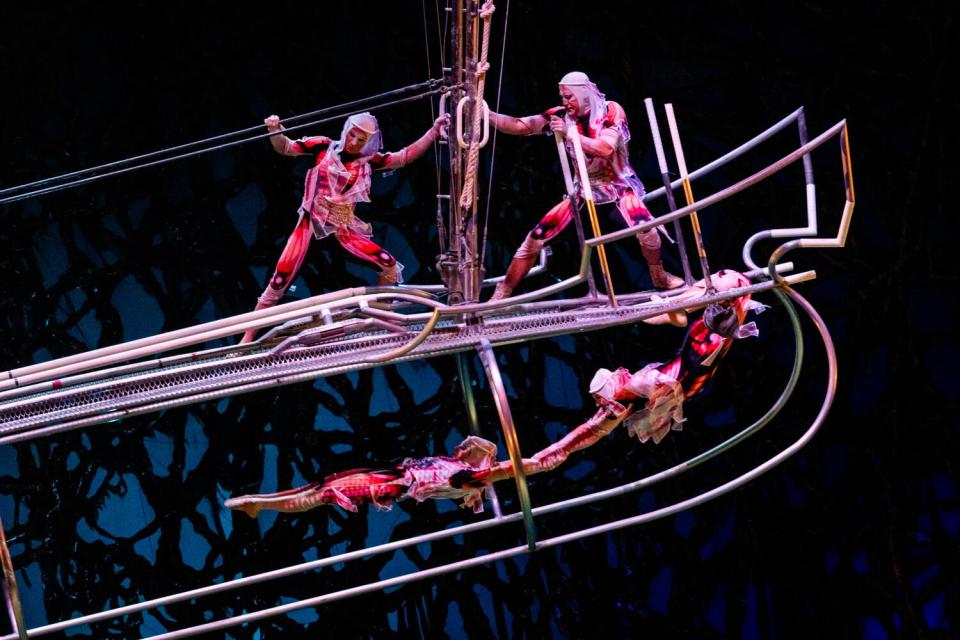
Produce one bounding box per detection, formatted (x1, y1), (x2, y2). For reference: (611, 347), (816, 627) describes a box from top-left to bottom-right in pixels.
(477, 339), (537, 550)
(362, 309), (441, 364)
(742, 107), (819, 271)
(0, 518), (27, 640)
(767, 123), (855, 283)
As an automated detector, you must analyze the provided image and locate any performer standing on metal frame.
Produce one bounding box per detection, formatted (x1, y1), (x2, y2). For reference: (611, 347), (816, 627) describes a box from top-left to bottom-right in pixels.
(240, 111), (448, 343)
(488, 71), (683, 300)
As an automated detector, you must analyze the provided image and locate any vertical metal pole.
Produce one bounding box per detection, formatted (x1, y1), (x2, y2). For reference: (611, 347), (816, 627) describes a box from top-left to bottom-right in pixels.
(797, 107), (818, 237)
(664, 104), (714, 291)
(461, 0), (482, 303)
(441, 0), (466, 303)
(840, 124), (855, 204)
(455, 353), (503, 518)
(643, 98), (694, 285)
(568, 127), (618, 307)
(476, 339), (537, 550)
(554, 134), (598, 298)
(0, 517), (27, 640)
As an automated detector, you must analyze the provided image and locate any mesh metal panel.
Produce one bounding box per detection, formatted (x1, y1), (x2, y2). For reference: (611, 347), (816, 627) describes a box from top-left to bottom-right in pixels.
(0, 281), (776, 437)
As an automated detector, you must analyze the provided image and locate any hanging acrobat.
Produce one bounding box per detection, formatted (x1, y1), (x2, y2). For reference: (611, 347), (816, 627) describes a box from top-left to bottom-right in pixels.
(225, 271), (765, 517)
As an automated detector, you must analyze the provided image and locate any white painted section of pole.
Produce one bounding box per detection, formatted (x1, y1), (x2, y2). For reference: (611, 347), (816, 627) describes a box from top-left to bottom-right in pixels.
(644, 97), (671, 173)
(664, 104), (691, 180)
(554, 134), (576, 196)
(567, 126), (594, 201)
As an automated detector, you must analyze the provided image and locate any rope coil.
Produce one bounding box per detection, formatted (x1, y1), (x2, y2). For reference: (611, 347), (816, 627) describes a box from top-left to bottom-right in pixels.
(458, 0), (495, 210)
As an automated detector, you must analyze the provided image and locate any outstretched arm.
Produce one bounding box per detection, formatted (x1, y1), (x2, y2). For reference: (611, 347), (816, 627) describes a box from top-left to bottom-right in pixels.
(377, 114), (450, 170)
(471, 407), (629, 485)
(263, 115), (298, 155)
(489, 111), (549, 136)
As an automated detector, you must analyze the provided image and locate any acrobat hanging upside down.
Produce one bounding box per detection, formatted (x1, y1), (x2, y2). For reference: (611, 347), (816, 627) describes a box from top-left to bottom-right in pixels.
(225, 270), (766, 517)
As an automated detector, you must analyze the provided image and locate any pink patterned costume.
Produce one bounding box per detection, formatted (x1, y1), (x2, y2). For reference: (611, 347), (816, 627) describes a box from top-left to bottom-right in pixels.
(226, 274), (767, 517)
(239, 112), (445, 343)
(225, 436), (498, 517)
(589, 270), (767, 443)
(489, 72), (682, 300)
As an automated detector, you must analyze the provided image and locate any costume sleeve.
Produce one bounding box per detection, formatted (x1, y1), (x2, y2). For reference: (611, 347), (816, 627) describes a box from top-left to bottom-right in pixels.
(284, 136), (332, 157)
(600, 102), (630, 144)
(538, 106), (567, 134)
(369, 151), (399, 171)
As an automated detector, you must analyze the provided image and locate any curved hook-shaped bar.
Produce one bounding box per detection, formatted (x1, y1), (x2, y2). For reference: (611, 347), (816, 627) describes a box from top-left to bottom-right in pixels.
(456, 353), (504, 518)
(531, 286), (836, 551)
(767, 123), (855, 283)
(742, 107), (819, 271)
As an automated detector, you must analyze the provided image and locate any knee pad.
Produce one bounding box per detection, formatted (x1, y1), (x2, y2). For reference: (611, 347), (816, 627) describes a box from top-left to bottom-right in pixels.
(638, 229), (661, 250)
(257, 285), (286, 307)
(515, 233), (545, 259)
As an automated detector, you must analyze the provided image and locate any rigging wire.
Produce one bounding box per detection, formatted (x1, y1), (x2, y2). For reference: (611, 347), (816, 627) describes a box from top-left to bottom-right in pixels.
(423, 0), (447, 253)
(0, 86), (448, 207)
(0, 80), (440, 199)
(479, 0), (509, 267)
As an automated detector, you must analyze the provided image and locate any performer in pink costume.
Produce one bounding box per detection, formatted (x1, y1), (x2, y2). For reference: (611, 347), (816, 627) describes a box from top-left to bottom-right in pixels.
(226, 273), (765, 517)
(588, 270), (766, 443)
(240, 111), (448, 343)
(488, 71), (683, 300)
(225, 436), (498, 517)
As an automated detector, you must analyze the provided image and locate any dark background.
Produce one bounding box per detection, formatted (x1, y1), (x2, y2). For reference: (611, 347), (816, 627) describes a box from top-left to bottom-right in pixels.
(0, 1), (956, 638)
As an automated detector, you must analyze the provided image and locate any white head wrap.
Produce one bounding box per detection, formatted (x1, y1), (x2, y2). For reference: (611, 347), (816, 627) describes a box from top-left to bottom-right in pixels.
(558, 71), (608, 134)
(337, 112), (383, 158)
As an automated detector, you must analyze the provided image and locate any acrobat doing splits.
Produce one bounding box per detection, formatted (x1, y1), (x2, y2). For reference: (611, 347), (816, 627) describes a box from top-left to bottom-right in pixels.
(488, 71), (683, 301)
(225, 270), (764, 517)
(240, 112), (448, 343)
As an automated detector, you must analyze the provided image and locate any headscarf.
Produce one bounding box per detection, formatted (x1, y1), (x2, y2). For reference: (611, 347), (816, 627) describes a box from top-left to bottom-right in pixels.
(558, 71), (611, 137)
(336, 111), (383, 158)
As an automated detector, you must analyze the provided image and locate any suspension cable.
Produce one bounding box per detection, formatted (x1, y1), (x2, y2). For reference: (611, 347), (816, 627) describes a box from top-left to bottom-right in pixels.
(0, 79), (440, 199)
(0, 86), (449, 206)
(480, 0), (509, 266)
(423, 0), (447, 253)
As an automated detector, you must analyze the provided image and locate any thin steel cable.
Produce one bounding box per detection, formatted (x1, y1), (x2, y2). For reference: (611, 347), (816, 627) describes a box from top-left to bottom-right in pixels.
(480, 0), (509, 266)
(0, 88), (448, 206)
(423, 0), (448, 253)
(0, 80), (440, 199)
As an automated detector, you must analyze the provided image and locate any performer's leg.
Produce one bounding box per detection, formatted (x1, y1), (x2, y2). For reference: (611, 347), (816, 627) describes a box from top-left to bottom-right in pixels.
(225, 468), (405, 517)
(618, 192), (683, 290)
(335, 228), (401, 285)
(240, 214), (313, 343)
(490, 198), (576, 301)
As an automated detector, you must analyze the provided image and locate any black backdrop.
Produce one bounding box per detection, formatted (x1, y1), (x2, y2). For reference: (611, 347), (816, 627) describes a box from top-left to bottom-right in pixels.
(0, 1), (956, 638)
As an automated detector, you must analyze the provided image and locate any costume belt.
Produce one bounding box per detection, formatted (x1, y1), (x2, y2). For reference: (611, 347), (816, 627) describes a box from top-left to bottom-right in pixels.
(318, 197), (355, 227)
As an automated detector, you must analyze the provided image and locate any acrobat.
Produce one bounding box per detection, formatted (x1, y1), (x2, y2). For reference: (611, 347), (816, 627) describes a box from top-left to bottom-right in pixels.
(225, 435), (498, 517)
(240, 111), (448, 343)
(487, 71), (682, 300)
(226, 271), (765, 516)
